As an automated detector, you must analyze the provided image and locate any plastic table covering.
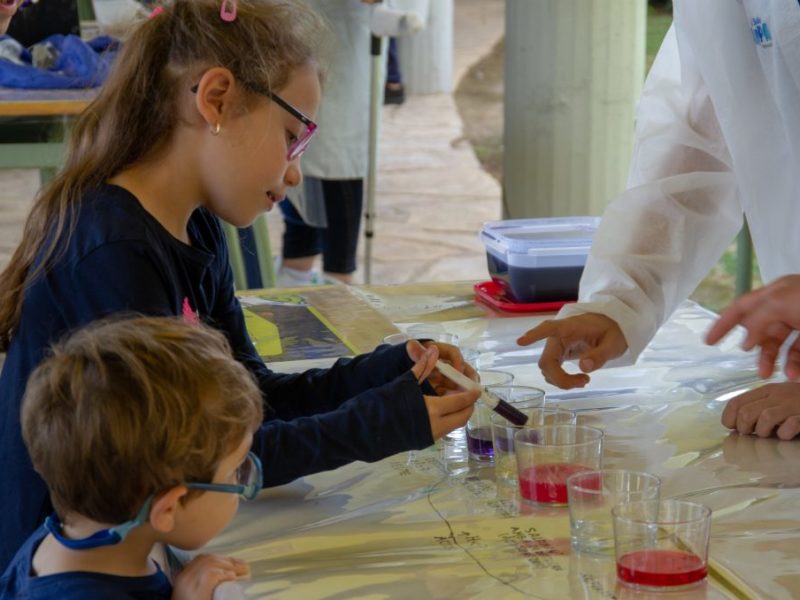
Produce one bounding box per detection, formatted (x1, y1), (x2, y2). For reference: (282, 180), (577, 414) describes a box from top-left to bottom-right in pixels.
(209, 283), (799, 599)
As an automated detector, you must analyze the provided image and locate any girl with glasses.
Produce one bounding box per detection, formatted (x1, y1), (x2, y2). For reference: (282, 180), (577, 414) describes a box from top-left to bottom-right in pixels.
(0, 0), (479, 570)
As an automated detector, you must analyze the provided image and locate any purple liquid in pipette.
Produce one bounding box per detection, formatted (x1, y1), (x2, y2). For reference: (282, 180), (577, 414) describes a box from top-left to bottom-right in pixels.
(490, 397), (528, 426)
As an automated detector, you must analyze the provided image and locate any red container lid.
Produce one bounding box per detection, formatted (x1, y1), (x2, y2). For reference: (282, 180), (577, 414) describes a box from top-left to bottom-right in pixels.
(474, 280), (575, 313)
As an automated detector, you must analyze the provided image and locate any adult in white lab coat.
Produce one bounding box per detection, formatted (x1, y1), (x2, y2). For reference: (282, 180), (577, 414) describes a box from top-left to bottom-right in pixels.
(519, 0), (800, 439)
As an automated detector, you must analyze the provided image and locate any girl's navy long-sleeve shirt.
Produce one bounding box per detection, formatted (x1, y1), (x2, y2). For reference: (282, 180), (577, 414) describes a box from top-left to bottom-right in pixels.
(0, 184), (433, 570)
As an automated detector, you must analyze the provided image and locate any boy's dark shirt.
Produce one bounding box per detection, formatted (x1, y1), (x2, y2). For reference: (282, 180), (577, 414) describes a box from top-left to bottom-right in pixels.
(0, 524), (172, 599)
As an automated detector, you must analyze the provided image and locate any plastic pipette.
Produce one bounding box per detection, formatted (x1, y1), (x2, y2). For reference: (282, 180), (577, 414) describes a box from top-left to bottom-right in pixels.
(435, 360), (528, 426)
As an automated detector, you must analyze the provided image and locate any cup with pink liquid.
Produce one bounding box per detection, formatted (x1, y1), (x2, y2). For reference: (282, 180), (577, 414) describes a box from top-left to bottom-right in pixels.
(514, 425), (604, 506)
(612, 499), (711, 592)
(491, 398), (575, 484)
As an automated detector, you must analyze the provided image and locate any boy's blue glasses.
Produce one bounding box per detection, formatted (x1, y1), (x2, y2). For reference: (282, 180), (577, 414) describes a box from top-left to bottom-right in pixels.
(186, 451), (263, 500)
(190, 81), (318, 161)
(45, 452), (263, 550)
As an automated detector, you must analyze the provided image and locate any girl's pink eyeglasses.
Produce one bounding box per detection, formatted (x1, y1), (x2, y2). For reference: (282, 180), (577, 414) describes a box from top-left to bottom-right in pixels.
(191, 82), (317, 161)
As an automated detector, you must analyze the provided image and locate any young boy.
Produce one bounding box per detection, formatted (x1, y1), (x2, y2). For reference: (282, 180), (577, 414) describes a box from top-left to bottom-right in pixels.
(0, 317), (263, 599)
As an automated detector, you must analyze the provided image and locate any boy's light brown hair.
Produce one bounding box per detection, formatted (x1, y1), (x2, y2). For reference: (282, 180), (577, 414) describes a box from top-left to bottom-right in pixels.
(21, 316), (263, 524)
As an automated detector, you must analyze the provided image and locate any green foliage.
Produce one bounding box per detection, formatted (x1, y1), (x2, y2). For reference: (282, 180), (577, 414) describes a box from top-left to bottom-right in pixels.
(646, 5), (673, 72)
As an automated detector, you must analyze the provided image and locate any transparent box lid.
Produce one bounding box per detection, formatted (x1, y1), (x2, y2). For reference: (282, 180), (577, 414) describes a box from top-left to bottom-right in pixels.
(480, 217), (600, 258)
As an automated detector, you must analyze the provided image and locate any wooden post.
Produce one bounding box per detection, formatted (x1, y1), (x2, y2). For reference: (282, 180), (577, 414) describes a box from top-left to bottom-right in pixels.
(503, 0), (646, 218)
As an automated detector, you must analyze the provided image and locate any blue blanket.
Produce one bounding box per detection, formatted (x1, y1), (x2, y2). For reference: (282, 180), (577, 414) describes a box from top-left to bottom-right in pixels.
(0, 34), (117, 89)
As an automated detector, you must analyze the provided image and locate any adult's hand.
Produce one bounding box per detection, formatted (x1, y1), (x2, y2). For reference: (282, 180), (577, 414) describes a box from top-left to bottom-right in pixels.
(720, 382), (800, 440)
(706, 275), (800, 379)
(517, 313), (627, 389)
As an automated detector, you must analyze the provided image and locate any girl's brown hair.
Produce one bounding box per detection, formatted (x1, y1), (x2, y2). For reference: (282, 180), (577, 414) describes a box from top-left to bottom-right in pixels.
(0, 0), (325, 351)
(22, 316), (263, 523)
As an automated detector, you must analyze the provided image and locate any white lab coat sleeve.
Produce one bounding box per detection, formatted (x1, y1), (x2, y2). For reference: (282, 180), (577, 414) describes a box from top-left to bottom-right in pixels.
(557, 24), (743, 365)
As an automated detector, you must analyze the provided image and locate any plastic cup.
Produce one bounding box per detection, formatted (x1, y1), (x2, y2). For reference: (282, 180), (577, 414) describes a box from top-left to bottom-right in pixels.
(514, 425), (604, 506)
(384, 329), (460, 347)
(460, 347), (481, 368)
(405, 324), (460, 347)
(567, 469), (661, 555)
(465, 370), (514, 461)
(491, 400), (575, 484)
(612, 500), (711, 592)
(382, 332), (410, 346)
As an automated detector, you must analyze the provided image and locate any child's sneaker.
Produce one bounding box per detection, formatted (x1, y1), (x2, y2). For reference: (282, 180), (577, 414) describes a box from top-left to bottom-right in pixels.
(273, 259), (324, 288)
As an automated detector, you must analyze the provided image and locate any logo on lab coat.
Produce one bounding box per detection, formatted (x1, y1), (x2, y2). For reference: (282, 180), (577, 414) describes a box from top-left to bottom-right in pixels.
(752, 17), (773, 47)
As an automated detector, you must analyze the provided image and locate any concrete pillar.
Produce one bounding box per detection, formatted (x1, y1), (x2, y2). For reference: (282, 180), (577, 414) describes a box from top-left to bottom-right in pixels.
(503, 0), (646, 218)
(397, 0), (454, 94)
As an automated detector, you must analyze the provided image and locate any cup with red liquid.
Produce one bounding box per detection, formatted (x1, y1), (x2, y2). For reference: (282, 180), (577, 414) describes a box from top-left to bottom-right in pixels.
(465, 369), (515, 461)
(514, 425), (604, 506)
(612, 500), (711, 592)
(491, 398), (575, 484)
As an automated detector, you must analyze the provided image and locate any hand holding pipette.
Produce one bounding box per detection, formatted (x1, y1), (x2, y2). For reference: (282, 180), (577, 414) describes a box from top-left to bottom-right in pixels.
(408, 343), (480, 440)
(435, 360), (528, 426)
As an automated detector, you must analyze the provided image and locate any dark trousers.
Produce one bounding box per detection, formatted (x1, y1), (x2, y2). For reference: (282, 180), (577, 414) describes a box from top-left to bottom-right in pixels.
(387, 38), (402, 85)
(280, 179), (364, 275)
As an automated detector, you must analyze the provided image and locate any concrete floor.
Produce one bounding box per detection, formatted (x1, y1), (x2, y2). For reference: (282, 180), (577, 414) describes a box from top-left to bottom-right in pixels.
(0, 0), (506, 286)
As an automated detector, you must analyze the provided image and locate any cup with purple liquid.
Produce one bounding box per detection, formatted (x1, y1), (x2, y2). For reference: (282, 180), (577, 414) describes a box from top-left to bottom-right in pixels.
(514, 424), (603, 506)
(465, 370), (515, 461)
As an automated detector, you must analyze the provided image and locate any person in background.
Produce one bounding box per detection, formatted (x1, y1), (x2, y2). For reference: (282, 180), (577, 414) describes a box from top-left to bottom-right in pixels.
(0, 0), (23, 34)
(384, 37), (404, 105)
(1, 317), (260, 599)
(276, 0), (374, 286)
(517, 1), (800, 440)
(5, 0), (79, 44)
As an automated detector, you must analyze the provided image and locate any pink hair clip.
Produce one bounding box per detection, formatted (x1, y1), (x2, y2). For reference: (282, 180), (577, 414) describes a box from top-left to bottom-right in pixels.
(148, 5), (165, 19)
(220, 0), (237, 22)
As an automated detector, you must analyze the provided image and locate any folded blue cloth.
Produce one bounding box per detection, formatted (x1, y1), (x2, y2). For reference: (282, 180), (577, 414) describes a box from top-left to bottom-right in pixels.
(0, 34), (117, 89)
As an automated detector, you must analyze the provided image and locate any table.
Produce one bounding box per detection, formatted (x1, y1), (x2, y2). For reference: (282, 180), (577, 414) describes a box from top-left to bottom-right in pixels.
(0, 87), (96, 183)
(209, 282), (799, 599)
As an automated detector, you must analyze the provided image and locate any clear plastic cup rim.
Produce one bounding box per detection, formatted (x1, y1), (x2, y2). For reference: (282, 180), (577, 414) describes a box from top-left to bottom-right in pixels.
(382, 333), (410, 345)
(485, 384), (546, 399)
(566, 469), (661, 496)
(611, 499), (712, 525)
(476, 369), (515, 385)
(514, 424), (604, 448)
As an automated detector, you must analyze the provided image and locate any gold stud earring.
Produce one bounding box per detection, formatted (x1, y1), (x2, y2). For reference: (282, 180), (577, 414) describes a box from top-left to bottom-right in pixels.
(211, 122), (221, 136)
